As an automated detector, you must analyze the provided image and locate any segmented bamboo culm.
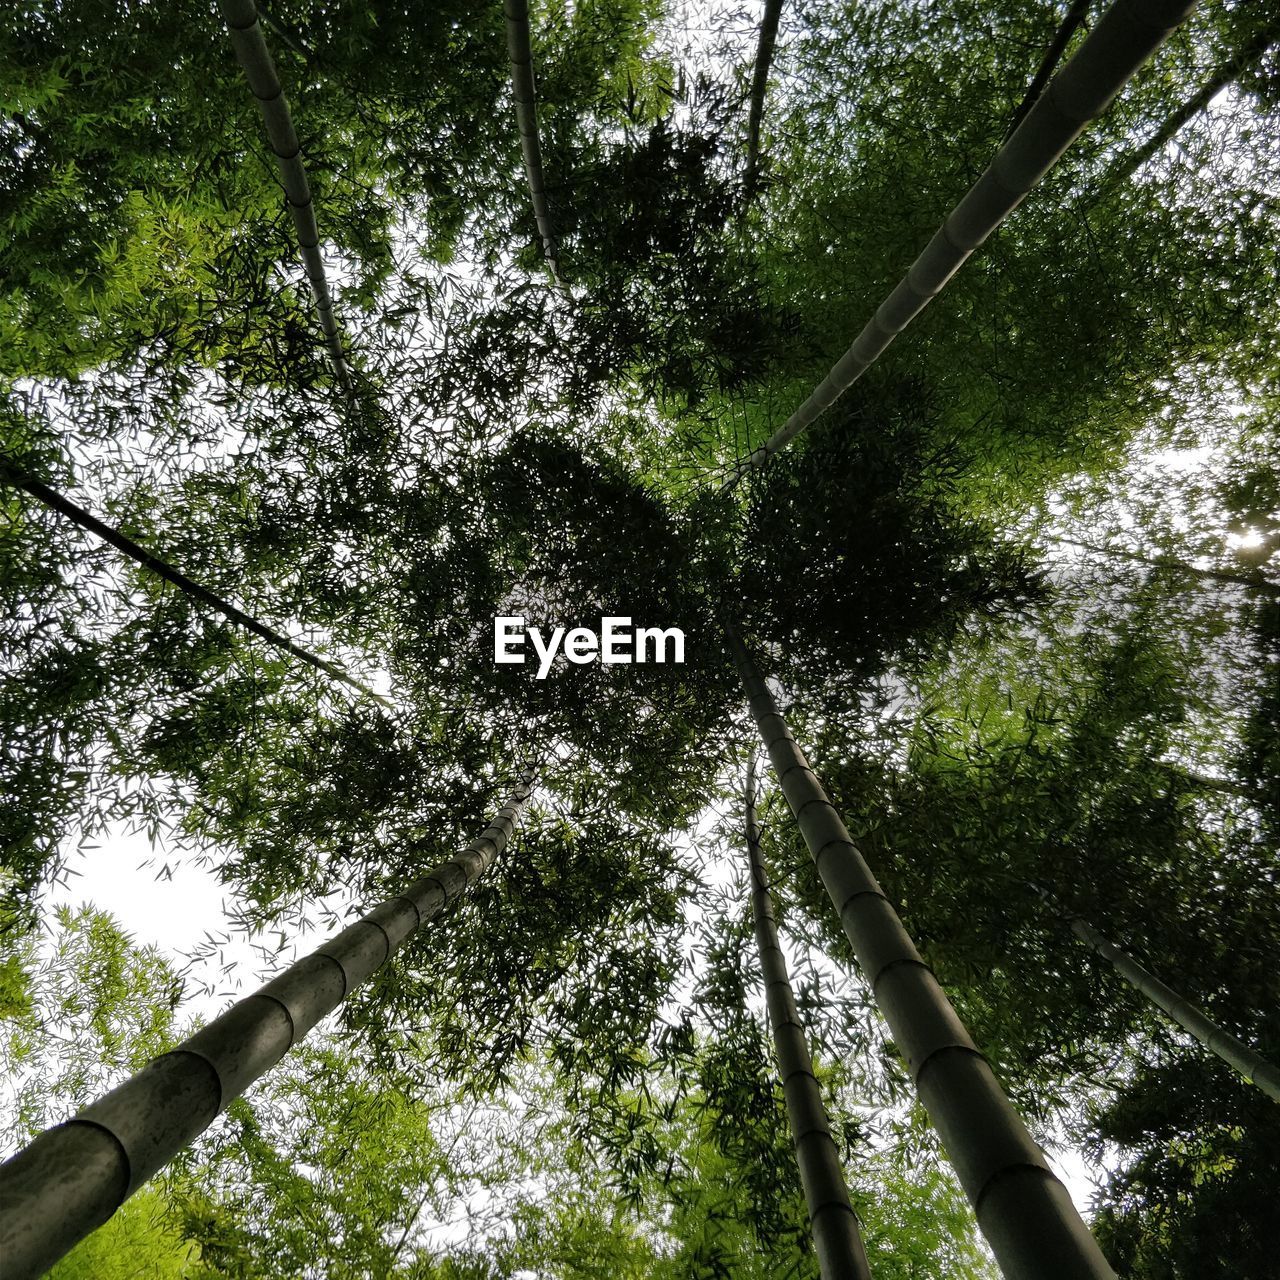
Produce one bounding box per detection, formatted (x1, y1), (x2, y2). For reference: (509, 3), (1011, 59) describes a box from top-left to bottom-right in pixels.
(0, 770), (535, 1279)
(728, 629), (1115, 1279)
(218, 0), (353, 391)
(744, 756), (871, 1280)
(505, 0), (565, 288)
(0, 456), (392, 707)
(722, 0), (1198, 487)
(1070, 916), (1280, 1103)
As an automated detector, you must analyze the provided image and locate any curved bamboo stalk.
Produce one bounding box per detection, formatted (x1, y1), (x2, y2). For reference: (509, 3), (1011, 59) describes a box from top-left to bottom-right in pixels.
(742, 0), (786, 204)
(0, 769), (536, 1279)
(728, 629), (1115, 1278)
(1005, 0), (1093, 139)
(504, 0), (565, 289)
(0, 456), (392, 708)
(1069, 916), (1280, 1103)
(1100, 15), (1280, 191)
(1152, 761), (1267, 808)
(218, 0), (353, 392)
(1051, 534), (1280, 596)
(722, 0), (1197, 488)
(744, 756), (871, 1280)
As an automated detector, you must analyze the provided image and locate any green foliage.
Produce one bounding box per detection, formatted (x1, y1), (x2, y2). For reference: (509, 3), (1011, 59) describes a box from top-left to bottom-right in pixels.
(47, 1189), (197, 1280)
(738, 386), (1044, 689)
(1, 0), (1278, 1272)
(1091, 1063), (1280, 1279)
(0, 906), (183, 1141)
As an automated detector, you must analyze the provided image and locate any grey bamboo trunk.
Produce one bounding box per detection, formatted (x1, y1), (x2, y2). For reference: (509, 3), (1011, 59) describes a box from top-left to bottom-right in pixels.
(0, 457), (391, 706)
(1070, 916), (1280, 1103)
(742, 0), (786, 201)
(723, 0), (1197, 487)
(219, 0), (353, 392)
(505, 0), (565, 288)
(729, 630), (1115, 1279)
(744, 756), (871, 1280)
(0, 771), (535, 1279)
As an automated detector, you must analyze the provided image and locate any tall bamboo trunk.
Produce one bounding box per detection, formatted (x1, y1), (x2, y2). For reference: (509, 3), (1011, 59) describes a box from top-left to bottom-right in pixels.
(0, 457), (390, 706)
(218, 0), (353, 392)
(744, 756), (871, 1280)
(1069, 916), (1280, 1103)
(504, 0), (565, 289)
(0, 771), (535, 1279)
(728, 630), (1114, 1279)
(723, 0), (1197, 487)
(741, 0), (785, 203)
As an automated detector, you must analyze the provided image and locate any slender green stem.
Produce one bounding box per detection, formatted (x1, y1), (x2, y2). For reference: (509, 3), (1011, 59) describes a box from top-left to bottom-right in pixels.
(1005, 0), (1093, 138)
(218, 0), (353, 392)
(723, 0), (1197, 488)
(742, 0), (785, 204)
(0, 457), (392, 708)
(1101, 15), (1280, 191)
(1070, 916), (1280, 1103)
(745, 755), (871, 1280)
(505, 0), (565, 289)
(1051, 534), (1280, 596)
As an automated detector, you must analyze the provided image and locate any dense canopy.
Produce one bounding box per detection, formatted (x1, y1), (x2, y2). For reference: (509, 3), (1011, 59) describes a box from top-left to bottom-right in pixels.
(1, 0), (1278, 1275)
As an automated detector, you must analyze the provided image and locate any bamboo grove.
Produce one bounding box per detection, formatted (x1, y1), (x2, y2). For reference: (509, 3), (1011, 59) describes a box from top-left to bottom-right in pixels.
(1, 0), (1278, 1276)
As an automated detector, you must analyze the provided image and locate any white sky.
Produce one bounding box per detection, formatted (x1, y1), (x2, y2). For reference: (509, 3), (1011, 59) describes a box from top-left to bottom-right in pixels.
(37, 822), (348, 1020)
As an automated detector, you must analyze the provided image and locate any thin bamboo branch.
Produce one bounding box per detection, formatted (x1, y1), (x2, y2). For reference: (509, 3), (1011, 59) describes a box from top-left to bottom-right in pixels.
(218, 0), (353, 392)
(1165, 765), (1267, 807)
(0, 770), (536, 1280)
(1051, 534), (1280, 596)
(728, 629), (1115, 1279)
(0, 456), (392, 708)
(1005, 0), (1093, 138)
(722, 0), (1197, 488)
(1100, 16), (1280, 191)
(744, 756), (871, 1280)
(742, 0), (786, 204)
(1069, 916), (1280, 1102)
(504, 0), (565, 289)
(253, 1), (320, 65)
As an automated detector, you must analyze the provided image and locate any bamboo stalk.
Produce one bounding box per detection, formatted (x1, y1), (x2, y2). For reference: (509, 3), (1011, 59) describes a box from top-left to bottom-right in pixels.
(1069, 916), (1280, 1103)
(728, 629), (1115, 1278)
(744, 756), (871, 1280)
(1050, 534), (1280, 596)
(504, 0), (565, 289)
(1100, 16), (1279, 191)
(218, 0), (353, 392)
(0, 456), (392, 708)
(722, 0), (1197, 488)
(1005, 0), (1093, 138)
(742, 0), (786, 203)
(0, 770), (536, 1280)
